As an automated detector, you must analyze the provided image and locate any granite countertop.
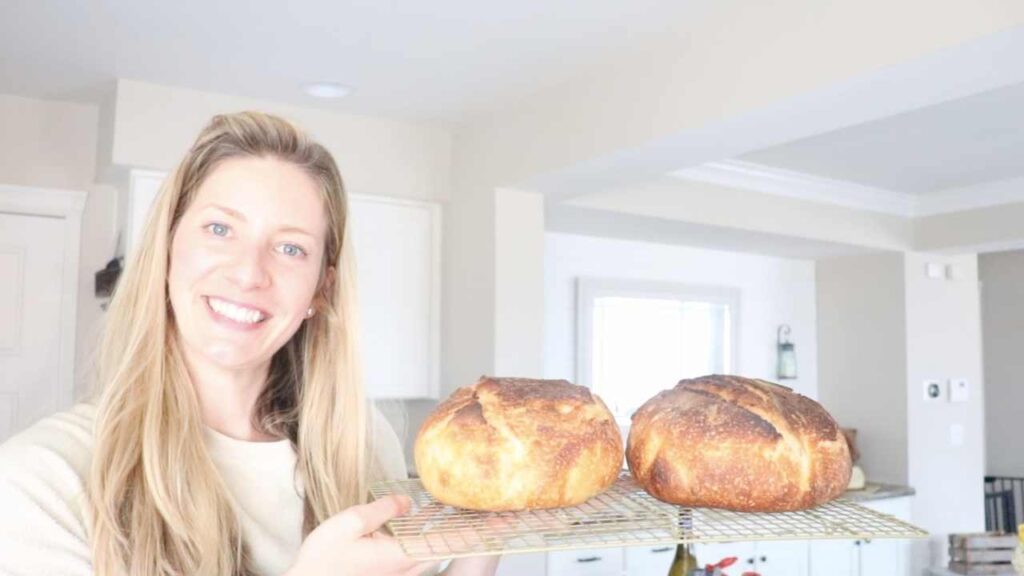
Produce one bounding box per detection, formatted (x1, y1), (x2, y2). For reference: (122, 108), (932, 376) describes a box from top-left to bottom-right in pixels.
(842, 482), (915, 502)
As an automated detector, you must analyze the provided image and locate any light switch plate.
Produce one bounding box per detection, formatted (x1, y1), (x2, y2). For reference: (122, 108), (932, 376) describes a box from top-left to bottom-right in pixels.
(949, 378), (969, 403)
(923, 379), (944, 402)
(926, 263), (945, 279)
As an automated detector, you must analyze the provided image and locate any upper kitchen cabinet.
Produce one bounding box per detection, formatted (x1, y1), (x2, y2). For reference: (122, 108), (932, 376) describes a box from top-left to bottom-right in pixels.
(122, 169), (441, 399)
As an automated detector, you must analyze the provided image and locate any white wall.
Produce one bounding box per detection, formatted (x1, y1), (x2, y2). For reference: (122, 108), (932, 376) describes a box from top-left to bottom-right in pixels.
(494, 189), (545, 377)
(0, 94), (98, 189)
(818, 252), (986, 574)
(105, 80), (453, 202)
(904, 253), (986, 572)
(817, 253), (908, 485)
(980, 249), (1024, 477)
(0, 94), (117, 401)
(544, 232), (818, 400)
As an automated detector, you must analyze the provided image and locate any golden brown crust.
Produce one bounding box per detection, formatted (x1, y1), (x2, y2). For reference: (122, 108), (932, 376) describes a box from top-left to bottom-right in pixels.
(415, 377), (624, 511)
(626, 375), (852, 512)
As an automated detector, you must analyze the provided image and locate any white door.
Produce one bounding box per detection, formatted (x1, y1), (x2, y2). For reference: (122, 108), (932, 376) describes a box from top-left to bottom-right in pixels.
(0, 212), (70, 441)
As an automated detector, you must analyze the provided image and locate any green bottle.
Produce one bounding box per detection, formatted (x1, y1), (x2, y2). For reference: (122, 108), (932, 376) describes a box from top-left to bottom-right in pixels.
(667, 543), (698, 576)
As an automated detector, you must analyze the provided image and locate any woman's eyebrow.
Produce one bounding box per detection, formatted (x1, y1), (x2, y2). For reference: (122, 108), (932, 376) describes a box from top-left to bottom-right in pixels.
(203, 204), (317, 239)
(278, 225), (317, 239)
(204, 204), (246, 220)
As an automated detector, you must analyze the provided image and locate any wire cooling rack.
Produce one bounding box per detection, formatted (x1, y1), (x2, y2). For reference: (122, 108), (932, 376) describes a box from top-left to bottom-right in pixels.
(369, 472), (928, 560)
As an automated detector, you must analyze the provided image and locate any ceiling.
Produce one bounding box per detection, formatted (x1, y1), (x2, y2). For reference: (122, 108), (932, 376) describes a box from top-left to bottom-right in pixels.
(0, 0), (701, 125)
(738, 80), (1024, 196)
(5, 2), (1024, 256)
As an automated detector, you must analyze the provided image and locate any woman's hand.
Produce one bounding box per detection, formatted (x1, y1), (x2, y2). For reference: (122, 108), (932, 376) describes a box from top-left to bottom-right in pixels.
(286, 495), (439, 576)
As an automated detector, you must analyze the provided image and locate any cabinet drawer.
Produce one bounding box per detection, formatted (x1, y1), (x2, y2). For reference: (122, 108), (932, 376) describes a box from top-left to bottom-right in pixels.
(548, 547), (623, 576)
(624, 544), (675, 575)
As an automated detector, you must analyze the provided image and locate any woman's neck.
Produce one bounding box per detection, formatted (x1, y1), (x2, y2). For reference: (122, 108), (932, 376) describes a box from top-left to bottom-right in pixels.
(182, 352), (278, 442)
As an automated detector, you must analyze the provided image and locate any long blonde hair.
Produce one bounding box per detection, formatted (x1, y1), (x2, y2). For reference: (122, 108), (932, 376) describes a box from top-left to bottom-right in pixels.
(89, 112), (372, 575)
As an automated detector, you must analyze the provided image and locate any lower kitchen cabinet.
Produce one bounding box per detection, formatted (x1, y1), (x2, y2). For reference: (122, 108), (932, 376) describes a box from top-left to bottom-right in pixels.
(495, 552), (546, 576)
(623, 544), (676, 574)
(547, 547), (623, 576)
(694, 541), (808, 576)
(808, 497), (913, 576)
(535, 496), (913, 576)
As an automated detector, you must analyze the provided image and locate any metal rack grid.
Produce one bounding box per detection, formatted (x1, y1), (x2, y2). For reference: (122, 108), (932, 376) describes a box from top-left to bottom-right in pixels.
(370, 473), (928, 561)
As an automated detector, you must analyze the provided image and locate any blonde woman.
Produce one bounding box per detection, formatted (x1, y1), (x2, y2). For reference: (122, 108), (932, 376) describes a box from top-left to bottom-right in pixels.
(0, 112), (499, 576)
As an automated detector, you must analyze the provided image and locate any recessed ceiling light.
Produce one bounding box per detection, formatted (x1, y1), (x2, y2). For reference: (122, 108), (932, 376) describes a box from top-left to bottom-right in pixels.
(302, 82), (351, 99)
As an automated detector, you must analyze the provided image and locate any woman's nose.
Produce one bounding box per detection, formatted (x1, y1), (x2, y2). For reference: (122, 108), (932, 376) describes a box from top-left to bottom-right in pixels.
(228, 245), (271, 289)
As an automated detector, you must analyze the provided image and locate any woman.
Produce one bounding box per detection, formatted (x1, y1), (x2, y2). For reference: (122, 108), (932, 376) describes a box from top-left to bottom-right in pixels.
(0, 112), (499, 576)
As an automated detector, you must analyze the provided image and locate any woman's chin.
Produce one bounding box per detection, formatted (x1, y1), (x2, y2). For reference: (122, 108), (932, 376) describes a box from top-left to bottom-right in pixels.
(199, 343), (271, 371)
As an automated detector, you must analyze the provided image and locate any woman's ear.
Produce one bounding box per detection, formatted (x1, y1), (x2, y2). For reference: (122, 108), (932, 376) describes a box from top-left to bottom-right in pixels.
(317, 265), (336, 306)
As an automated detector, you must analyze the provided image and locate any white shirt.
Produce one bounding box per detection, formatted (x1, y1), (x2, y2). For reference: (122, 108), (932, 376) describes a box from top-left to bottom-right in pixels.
(0, 403), (408, 576)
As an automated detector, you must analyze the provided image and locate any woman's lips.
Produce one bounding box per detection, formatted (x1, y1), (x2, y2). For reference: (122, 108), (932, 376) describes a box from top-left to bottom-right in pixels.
(204, 296), (271, 331)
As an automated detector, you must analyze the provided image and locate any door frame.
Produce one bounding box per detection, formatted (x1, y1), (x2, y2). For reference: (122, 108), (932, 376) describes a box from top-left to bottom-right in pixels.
(0, 184), (87, 408)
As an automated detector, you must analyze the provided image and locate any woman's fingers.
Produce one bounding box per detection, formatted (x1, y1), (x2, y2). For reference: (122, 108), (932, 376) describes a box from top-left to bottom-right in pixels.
(330, 495), (412, 540)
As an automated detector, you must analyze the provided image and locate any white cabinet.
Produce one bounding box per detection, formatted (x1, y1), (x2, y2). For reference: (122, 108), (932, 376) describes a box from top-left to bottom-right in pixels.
(539, 497), (911, 576)
(348, 194), (441, 399)
(694, 541), (808, 576)
(548, 547), (623, 576)
(623, 544), (675, 574)
(496, 552), (546, 576)
(808, 497), (913, 576)
(120, 170), (441, 399)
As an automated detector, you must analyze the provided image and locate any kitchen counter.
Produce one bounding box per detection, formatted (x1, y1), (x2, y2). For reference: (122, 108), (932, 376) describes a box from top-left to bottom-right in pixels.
(842, 482), (915, 502)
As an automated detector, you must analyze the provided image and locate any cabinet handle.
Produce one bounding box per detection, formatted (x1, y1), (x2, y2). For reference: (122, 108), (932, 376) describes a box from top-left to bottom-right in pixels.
(864, 539), (872, 544)
(760, 556), (767, 562)
(854, 540), (862, 546)
(651, 547), (673, 553)
(576, 556), (601, 563)
(747, 557), (756, 565)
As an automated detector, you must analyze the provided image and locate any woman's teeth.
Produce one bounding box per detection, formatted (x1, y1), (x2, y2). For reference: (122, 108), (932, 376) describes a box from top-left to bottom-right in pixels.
(208, 297), (266, 324)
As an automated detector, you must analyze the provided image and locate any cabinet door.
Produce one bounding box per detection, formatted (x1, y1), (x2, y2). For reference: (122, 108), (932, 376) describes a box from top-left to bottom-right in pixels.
(495, 552), (546, 576)
(809, 539), (857, 576)
(755, 541), (809, 576)
(547, 547), (623, 576)
(694, 542), (757, 572)
(859, 538), (907, 576)
(624, 544), (675, 575)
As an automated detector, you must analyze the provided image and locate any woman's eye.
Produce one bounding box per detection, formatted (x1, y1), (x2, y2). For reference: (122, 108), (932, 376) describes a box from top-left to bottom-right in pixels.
(277, 243), (307, 258)
(206, 223), (230, 237)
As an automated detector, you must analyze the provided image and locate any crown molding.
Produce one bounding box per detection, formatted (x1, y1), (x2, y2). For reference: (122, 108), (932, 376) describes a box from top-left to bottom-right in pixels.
(915, 176), (1024, 217)
(671, 160), (1024, 218)
(670, 160), (917, 217)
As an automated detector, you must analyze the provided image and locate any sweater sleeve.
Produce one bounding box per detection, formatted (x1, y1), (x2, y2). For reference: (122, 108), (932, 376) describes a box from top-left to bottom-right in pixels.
(0, 405), (96, 576)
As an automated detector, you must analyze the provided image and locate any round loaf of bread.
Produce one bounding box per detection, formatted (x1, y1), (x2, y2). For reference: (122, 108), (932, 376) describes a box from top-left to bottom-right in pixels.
(627, 375), (851, 512)
(415, 377), (623, 511)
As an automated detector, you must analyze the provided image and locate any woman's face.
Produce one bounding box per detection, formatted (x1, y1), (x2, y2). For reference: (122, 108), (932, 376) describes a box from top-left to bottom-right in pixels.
(168, 156), (329, 371)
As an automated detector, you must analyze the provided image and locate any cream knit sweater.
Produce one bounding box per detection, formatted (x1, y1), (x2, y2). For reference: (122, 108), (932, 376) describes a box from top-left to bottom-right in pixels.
(0, 403), (407, 576)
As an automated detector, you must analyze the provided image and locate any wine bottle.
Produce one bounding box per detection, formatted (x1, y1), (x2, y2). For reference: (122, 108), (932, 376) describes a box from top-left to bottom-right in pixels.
(667, 543), (698, 576)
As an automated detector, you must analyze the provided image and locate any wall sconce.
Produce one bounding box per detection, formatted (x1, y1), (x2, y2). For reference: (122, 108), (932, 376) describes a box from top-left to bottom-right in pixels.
(777, 325), (797, 380)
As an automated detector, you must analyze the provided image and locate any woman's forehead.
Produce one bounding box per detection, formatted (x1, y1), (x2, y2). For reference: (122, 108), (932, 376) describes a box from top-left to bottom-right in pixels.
(193, 156), (329, 235)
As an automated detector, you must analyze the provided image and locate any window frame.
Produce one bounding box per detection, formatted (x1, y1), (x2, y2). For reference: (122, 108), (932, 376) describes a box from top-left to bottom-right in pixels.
(576, 277), (741, 418)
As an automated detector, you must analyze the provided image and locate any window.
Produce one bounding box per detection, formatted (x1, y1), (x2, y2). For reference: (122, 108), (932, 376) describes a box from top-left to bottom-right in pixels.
(577, 278), (738, 421)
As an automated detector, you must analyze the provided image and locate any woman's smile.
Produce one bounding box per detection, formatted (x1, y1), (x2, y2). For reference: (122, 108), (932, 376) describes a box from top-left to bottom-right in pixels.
(204, 295), (270, 330)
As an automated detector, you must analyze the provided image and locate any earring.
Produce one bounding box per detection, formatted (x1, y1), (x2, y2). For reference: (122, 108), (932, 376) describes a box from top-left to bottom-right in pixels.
(306, 307), (315, 319)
